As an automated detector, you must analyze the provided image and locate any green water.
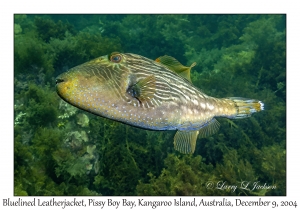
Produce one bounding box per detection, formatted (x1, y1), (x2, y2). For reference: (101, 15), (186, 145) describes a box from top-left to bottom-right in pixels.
(14, 14), (286, 196)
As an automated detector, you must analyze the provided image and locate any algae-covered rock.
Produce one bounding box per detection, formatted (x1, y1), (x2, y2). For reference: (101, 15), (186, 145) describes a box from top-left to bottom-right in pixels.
(80, 131), (89, 142)
(87, 145), (96, 156)
(65, 130), (89, 150)
(14, 24), (22, 35)
(76, 113), (89, 127)
(58, 100), (78, 119)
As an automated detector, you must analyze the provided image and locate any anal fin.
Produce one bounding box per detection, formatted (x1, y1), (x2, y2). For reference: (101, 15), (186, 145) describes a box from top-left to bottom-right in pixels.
(173, 119), (220, 154)
(198, 118), (220, 139)
(174, 130), (199, 154)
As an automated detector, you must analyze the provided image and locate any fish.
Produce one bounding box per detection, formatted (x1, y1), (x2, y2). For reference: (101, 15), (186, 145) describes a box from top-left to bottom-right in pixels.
(56, 52), (264, 154)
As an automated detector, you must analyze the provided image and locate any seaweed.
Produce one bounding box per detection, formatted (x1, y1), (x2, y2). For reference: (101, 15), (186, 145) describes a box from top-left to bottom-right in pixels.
(136, 154), (218, 196)
(34, 16), (77, 43)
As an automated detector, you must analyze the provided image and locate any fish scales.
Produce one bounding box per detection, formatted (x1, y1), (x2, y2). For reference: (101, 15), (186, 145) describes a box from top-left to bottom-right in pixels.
(56, 52), (264, 154)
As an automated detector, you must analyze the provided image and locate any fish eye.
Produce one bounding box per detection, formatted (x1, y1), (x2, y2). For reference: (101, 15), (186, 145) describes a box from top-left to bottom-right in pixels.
(110, 53), (122, 63)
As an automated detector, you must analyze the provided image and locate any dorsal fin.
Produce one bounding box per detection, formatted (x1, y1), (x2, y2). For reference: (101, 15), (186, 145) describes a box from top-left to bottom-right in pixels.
(155, 55), (196, 83)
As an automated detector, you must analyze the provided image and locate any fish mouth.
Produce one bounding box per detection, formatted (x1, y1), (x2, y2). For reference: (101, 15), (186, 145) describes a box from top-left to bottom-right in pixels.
(55, 75), (69, 98)
(55, 77), (65, 85)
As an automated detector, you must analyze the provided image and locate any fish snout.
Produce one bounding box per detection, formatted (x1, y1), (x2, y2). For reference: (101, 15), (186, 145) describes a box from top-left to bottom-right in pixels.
(55, 77), (65, 84)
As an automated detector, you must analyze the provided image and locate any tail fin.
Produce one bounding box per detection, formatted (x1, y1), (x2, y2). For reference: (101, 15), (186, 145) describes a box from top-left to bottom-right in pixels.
(228, 97), (264, 119)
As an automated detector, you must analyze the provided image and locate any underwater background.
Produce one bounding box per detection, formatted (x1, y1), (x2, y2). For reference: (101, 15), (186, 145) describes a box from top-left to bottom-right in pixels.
(14, 14), (286, 196)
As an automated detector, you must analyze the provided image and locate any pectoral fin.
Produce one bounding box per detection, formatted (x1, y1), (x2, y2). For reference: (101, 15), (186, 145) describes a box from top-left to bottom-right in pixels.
(174, 130), (199, 154)
(129, 75), (156, 102)
(127, 75), (171, 108)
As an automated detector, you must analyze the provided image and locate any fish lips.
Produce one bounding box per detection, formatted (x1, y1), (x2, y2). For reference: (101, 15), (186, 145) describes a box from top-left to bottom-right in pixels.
(55, 78), (65, 84)
(55, 74), (68, 96)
